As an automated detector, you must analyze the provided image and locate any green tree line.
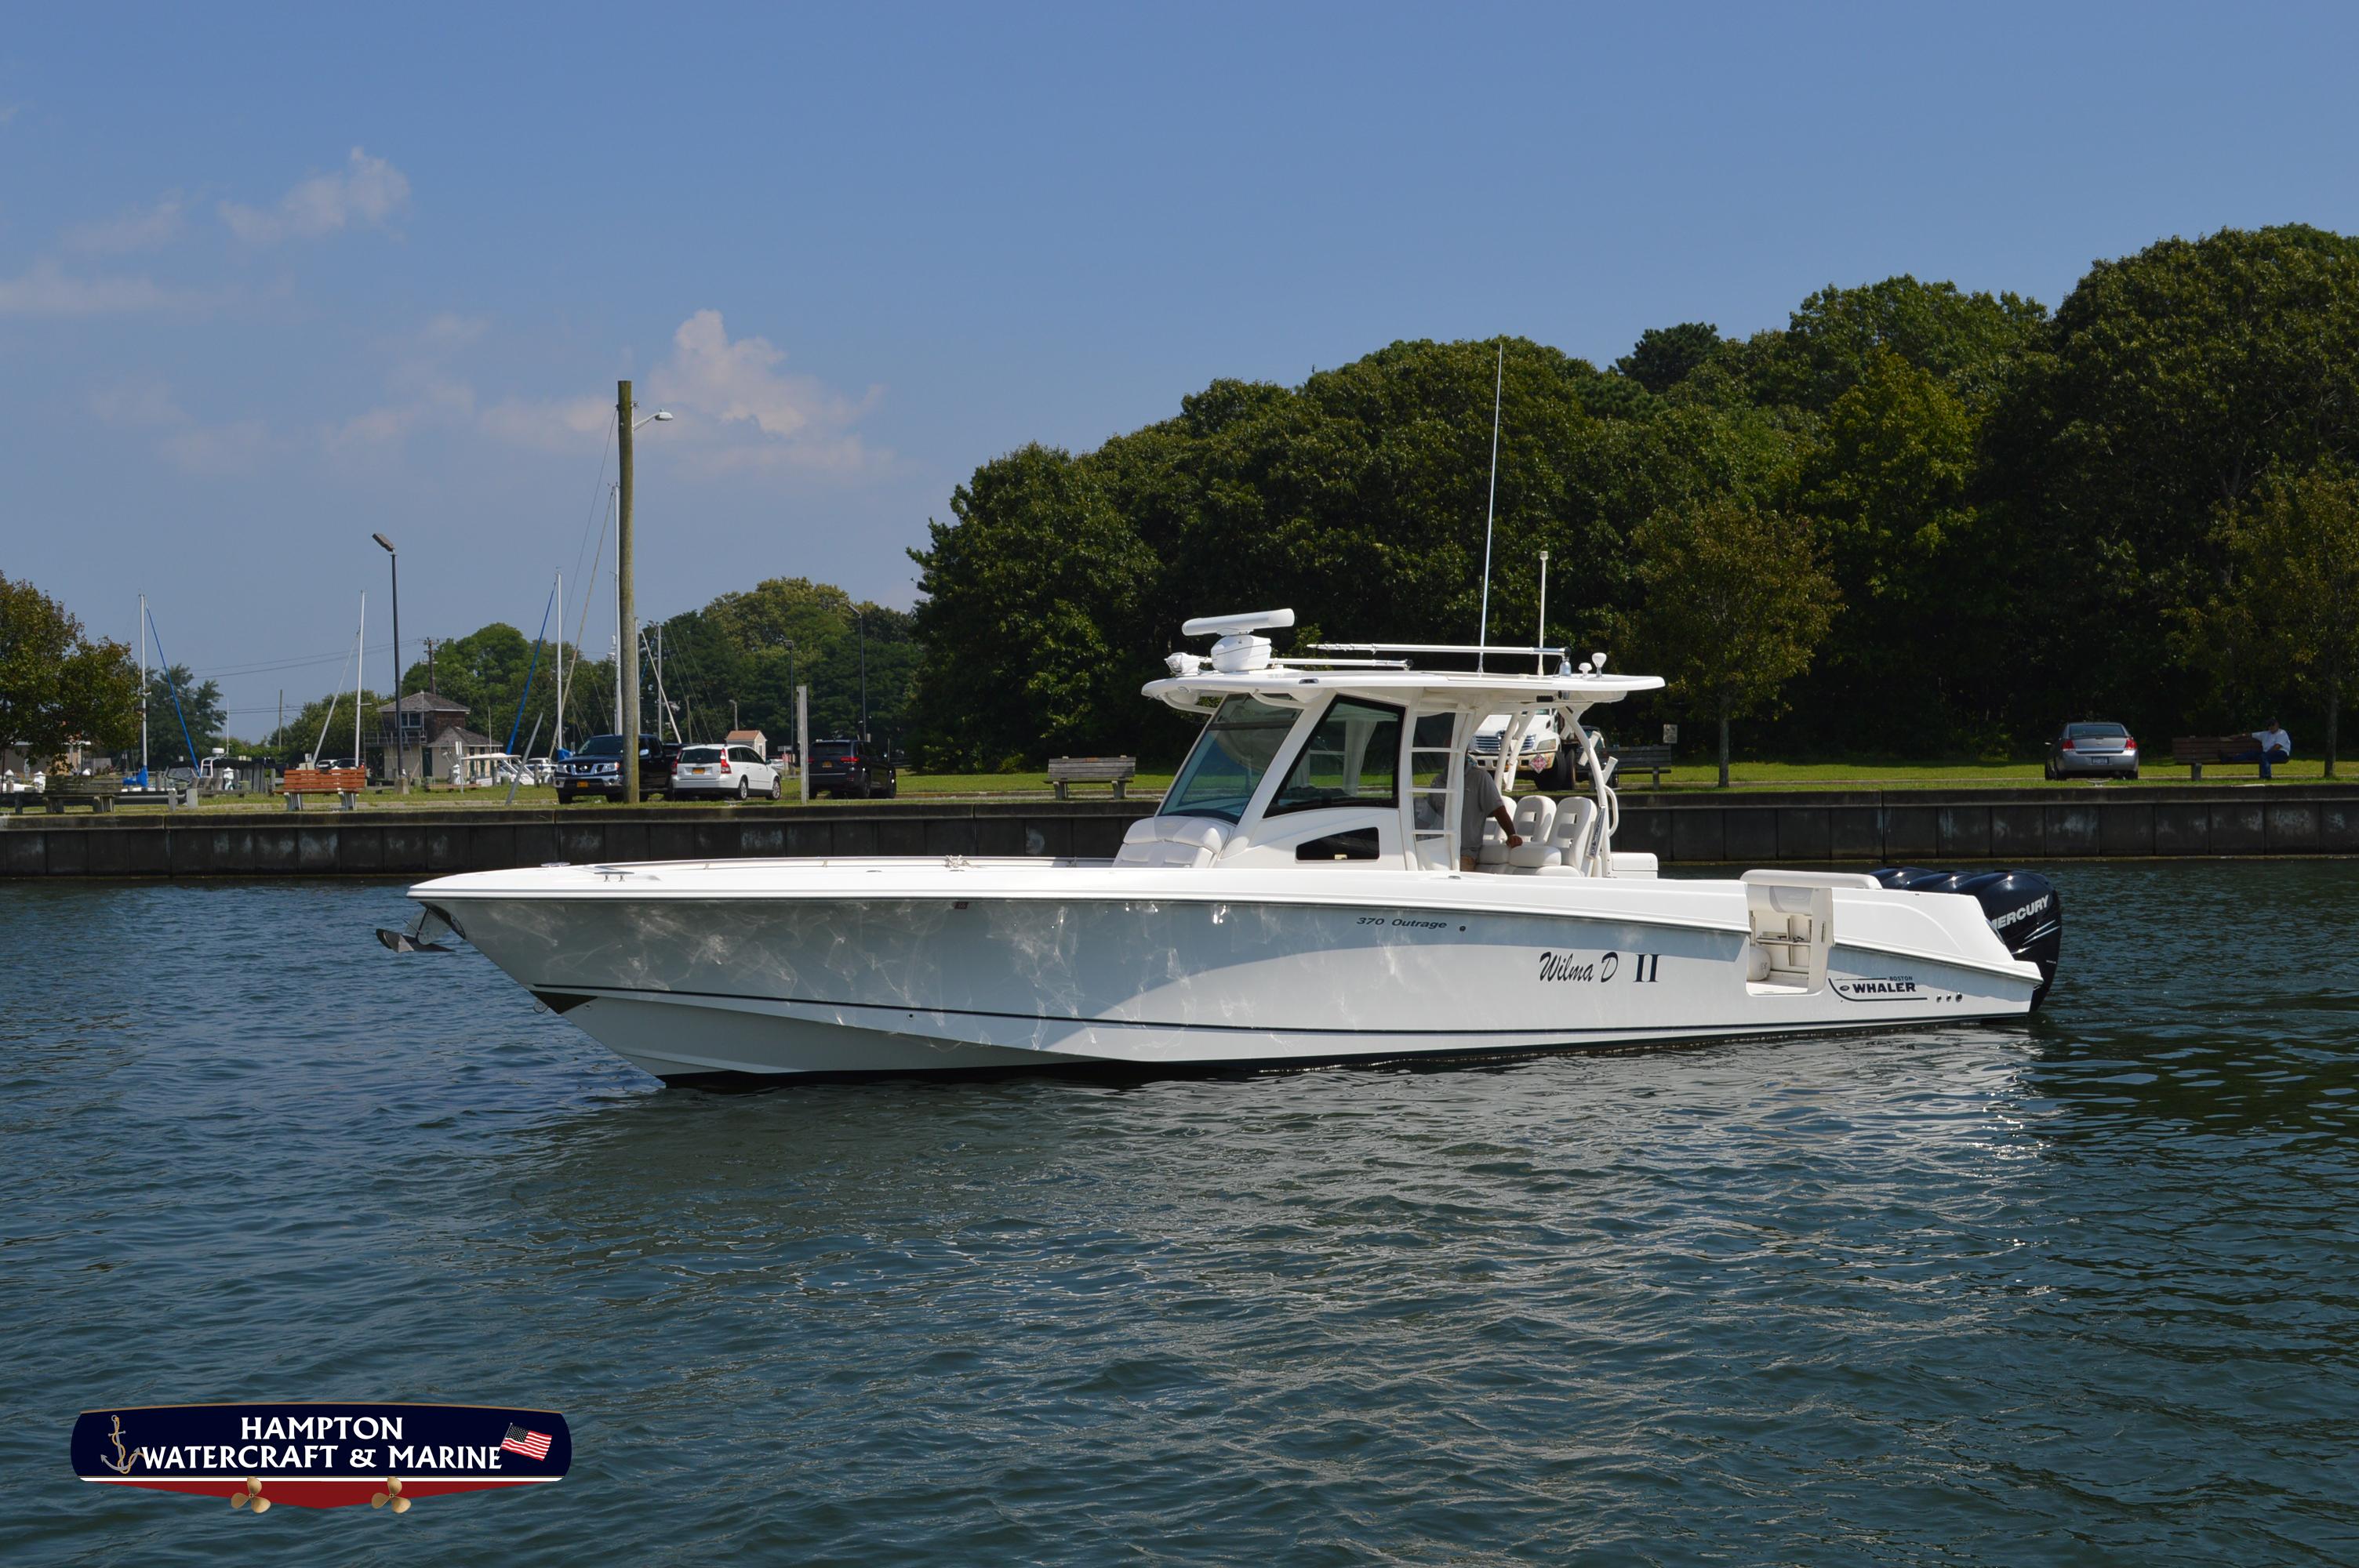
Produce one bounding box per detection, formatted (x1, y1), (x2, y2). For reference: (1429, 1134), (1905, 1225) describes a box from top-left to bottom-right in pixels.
(909, 224), (2359, 775)
(252, 578), (920, 760)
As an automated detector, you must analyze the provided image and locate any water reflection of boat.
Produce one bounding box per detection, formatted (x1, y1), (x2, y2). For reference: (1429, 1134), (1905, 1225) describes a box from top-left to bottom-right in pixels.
(407, 611), (2061, 1084)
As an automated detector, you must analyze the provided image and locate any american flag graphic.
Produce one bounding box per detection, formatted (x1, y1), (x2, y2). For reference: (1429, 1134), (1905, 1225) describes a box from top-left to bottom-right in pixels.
(501, 1425), (553, 1461)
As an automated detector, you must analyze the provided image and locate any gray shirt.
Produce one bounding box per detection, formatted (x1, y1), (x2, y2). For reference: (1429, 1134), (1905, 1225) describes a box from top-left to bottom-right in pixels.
(1460, 759), (1506, 855)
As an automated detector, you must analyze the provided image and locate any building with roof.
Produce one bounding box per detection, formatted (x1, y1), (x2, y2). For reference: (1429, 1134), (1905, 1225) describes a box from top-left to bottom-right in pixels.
(374, 691), (468, 782)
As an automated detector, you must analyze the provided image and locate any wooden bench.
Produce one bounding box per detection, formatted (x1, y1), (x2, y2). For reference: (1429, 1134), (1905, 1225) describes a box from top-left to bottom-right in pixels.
(2170, 735), (2277, 779)
(1049, 755), (1139, 800)
(1611, 744), (1677, 788)
(5, 778), (125, 813)
(282, 765), (369, 810)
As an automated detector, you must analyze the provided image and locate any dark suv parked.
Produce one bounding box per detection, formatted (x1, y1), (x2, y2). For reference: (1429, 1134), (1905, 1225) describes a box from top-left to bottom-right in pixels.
(554, 734), (682, 802)
(807, 738), (897, 799)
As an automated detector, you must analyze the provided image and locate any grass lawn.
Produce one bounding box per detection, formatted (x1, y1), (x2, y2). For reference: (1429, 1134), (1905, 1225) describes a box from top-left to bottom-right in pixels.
(45, 758), (2344, 815)
(1622, 757), (2341, 791)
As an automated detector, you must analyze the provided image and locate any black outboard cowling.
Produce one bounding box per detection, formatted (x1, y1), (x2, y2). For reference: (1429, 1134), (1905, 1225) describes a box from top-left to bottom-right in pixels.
(1872, 866), (2063, 1008)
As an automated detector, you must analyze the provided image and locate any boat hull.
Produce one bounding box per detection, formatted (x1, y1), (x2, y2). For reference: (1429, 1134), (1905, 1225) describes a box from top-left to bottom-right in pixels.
(418, 866), (2041, 1082)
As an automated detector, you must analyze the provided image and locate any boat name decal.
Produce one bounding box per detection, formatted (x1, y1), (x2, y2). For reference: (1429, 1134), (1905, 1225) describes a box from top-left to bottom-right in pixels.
(1539, 949), (1619, 983)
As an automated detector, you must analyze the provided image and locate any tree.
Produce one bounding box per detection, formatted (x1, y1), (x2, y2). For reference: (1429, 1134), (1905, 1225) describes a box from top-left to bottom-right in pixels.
(1629, 498), (1842, 786)
(1614, 322), (1725, 396)
(0, 574), (141, 767)
(1988, 225), (2359, 736)
(1790, 349), (1986, 749)
(908, 444), (1155, 767)
(144, 664), (226, 761)
(260, 688), (385, 764)
(2202, 464), (2359, 775)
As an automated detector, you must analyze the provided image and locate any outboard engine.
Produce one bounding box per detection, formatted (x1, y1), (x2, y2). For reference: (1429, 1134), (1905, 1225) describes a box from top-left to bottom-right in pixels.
(1873, 866), (2063, 1008)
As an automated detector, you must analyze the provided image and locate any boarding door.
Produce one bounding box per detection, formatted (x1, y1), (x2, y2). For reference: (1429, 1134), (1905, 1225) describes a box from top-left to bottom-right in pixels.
(1403, 706), (1461, 870)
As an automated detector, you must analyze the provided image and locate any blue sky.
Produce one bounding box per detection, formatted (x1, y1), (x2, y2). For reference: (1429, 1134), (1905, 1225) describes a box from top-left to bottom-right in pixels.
(6, 4), (2357, 731)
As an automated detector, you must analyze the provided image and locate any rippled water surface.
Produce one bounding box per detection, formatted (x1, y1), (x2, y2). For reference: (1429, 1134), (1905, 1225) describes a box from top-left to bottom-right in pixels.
(5, 862), (2357, 1564)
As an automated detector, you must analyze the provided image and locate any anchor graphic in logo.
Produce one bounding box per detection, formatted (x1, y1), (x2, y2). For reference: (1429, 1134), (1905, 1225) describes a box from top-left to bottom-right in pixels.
(99, 1415), (139, 1475)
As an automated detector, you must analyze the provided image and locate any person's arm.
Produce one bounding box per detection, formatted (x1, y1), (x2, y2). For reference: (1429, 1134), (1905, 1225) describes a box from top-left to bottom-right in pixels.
(1492, 803), (1521, 848)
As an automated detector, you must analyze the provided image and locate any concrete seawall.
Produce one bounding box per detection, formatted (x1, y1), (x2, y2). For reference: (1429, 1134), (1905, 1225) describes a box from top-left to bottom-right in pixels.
(4, 786), (2354, 878)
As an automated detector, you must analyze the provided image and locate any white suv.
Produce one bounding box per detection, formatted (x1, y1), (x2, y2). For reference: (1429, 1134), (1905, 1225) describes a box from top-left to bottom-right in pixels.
(672, 742), (781, 801)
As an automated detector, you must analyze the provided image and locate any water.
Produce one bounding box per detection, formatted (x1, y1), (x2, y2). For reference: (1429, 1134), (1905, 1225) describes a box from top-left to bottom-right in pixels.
(4, 862), (2356, 1565)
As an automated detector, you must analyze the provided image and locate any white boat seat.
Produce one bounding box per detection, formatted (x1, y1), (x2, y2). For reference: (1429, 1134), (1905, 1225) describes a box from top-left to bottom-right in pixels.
(1476, 820), (1509, 867)
(1504, 792), (1560, 868)
(1113, 815), (1230, 868)
(1551, 797), (1600, 871)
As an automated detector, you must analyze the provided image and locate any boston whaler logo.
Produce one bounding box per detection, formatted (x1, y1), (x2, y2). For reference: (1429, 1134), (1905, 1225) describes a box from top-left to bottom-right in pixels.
(71, 1403), (569, 1515)
(1832, 975), (1921, 1002)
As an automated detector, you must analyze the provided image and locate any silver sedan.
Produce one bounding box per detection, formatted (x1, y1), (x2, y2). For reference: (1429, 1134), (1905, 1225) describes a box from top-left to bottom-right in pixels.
(2046, 721), (2139, 779)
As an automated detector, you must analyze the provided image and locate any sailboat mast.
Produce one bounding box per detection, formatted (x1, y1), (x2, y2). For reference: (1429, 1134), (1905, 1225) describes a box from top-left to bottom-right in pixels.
(1536, 550), (1548, 676)
(137, 592), (149, 784)
(354, 592), (366, 766)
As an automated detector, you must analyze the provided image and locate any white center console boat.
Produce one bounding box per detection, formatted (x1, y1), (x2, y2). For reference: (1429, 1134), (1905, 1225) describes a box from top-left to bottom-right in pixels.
(402, 611), (2060, 1083)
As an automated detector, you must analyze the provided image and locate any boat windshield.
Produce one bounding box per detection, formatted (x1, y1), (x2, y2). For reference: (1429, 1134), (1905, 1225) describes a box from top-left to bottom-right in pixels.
(1163, 697), (1298, 822)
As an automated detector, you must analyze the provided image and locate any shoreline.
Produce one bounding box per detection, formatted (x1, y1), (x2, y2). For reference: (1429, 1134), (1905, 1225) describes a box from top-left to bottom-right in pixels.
(5, 786), (2352, 877)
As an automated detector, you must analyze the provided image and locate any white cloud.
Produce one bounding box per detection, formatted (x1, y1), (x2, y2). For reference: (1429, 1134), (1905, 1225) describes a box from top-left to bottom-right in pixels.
(220, 147), (411, 244)
(646, 310), (885, 473)
(0, 260), (188, 317)
(90, 376), (273, 474)
(323, 314), (493, 454)
(481, 394), (614, 452)
(89, 378), (186, 429)
(481, 312), (883, 474)
(329, 379), (476, 452)
(67, 194), (187, 254)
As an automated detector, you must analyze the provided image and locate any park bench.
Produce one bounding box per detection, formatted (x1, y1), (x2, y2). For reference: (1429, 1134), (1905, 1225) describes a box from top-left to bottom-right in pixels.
(2170, 735), (2273, 779)
(1612, 744), (1677, 788)
(282, 765), (369, 810)
(1049, 755), (1139, 800)
(9, 776), (126, 814)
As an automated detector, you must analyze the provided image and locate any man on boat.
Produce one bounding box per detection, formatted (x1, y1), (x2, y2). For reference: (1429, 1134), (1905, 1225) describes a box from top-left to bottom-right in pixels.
(1461, 757), (1521, 872)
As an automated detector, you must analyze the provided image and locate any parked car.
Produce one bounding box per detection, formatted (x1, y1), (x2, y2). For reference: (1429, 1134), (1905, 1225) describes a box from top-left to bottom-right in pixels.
(554, 733), (682, 801)
(806, 737), (897, 799)
(2046, 720), (2139, 779)
(673, 742), (782, 801)
(1470, 710), (1563, 777)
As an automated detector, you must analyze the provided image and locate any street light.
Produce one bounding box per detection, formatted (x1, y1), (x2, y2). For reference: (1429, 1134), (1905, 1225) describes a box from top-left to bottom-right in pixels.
(372, 532), (404, 792)
(634, 410), (674, 430)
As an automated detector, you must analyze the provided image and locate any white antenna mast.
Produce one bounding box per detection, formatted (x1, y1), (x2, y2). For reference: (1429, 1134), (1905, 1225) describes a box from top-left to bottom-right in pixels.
(1476, 340), (1503, 672)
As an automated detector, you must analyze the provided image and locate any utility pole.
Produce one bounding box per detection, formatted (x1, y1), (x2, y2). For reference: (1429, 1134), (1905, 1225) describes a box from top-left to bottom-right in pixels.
(554, 571), (565, 758)
(617, 379), (639, 804)
(856, 609), (871, 744)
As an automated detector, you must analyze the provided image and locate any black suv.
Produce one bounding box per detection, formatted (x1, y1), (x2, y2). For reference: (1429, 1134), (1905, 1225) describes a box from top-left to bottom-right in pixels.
(806, 738), (897, 799)
(555, 734), (682, 802)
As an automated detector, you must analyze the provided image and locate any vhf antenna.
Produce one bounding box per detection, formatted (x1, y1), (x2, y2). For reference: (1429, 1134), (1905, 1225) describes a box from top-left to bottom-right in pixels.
(1475, 339), (1503, 672)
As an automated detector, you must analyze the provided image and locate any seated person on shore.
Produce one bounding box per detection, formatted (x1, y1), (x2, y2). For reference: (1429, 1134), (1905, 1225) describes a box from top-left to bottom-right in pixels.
(2225, 719), (2292, 779)
(1460, 757), (1522, 872)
